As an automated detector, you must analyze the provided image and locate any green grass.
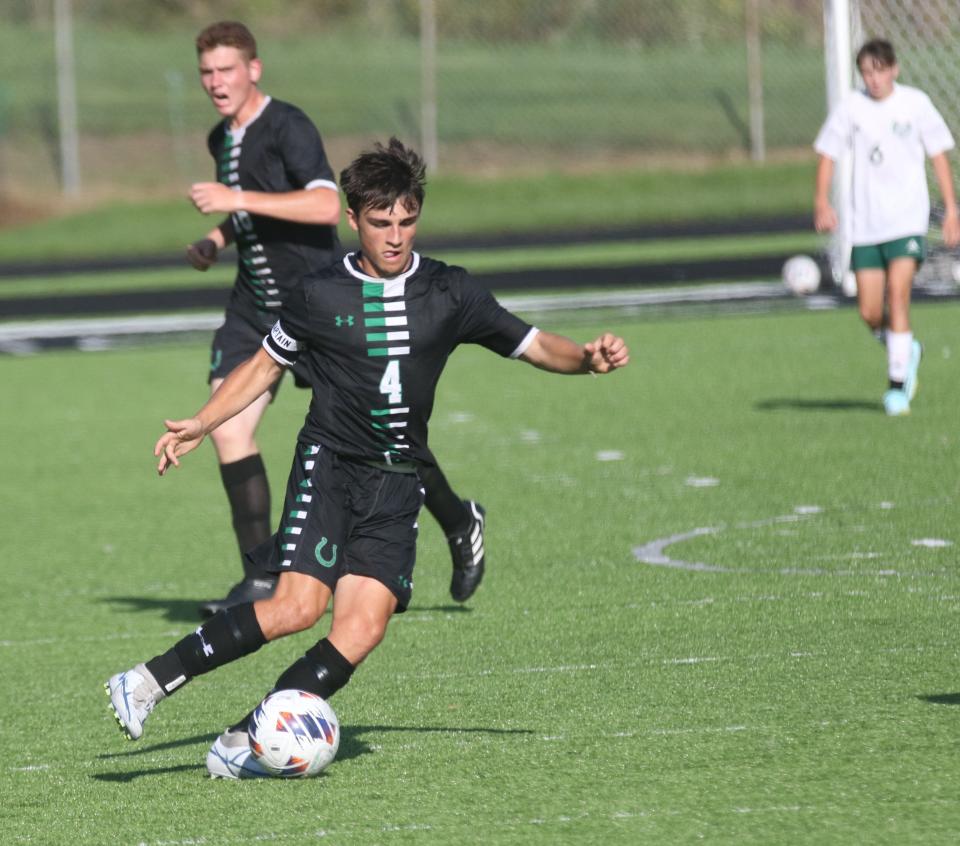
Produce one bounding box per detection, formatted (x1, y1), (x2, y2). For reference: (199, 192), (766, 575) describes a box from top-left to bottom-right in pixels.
(0, 22), (824, 148)
(0, 161), (815, 262)
(2, 302), (960, 843)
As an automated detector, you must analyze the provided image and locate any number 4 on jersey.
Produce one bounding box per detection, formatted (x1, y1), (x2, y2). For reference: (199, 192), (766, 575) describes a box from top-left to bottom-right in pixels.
(379, 359), (402, 405)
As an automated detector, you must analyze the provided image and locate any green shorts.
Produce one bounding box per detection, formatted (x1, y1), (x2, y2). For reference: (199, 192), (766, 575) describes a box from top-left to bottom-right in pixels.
(850, 235), (926, 271)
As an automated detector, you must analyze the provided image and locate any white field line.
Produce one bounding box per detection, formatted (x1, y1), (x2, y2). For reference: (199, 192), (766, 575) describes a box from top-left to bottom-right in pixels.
(0, 313), (223, 342)
(634, 510), (959, 577)
(628, 587), (960, 609)
(104, 794), (960, 846)
(379, 643), (950, 684)
(0, 282), (800, 349)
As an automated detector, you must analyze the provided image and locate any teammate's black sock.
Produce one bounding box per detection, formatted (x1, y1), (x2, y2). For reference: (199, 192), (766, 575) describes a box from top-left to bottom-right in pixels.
(220, 454), (272, 579)
(228, 638), (355, 732)
(144, 603), (267, 696)
(419, 463), (470, 535)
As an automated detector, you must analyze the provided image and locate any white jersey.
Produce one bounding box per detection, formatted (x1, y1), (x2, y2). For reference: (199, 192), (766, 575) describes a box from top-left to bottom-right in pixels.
(814, 83), (955, 246)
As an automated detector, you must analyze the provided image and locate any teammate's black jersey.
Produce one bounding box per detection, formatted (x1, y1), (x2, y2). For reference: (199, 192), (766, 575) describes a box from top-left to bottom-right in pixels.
(262, 252), (538, 465)
(207, 97), (341, 329)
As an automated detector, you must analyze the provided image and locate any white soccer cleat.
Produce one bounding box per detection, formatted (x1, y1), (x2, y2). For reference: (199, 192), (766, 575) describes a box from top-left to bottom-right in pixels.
(206, 729), (272, 779)
(105, 664), (163, 741)
(883, 388), (910, 417)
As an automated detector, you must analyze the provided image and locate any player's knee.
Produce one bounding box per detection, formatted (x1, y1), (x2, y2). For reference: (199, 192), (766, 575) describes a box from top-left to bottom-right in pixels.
(265, 594), (324, 637)
(331, 613), (389, 659)
(210, 424), (250, 454)
(858, 305), (882, 329)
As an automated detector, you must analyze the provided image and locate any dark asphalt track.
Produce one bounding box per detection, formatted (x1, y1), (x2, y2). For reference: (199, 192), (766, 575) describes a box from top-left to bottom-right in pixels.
(0, 215), (811, 318)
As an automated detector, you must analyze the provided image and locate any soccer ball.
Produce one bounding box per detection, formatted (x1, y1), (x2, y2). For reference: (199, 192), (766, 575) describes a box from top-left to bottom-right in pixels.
(249, 689), (340, 777)
(782, 254), (821, 295)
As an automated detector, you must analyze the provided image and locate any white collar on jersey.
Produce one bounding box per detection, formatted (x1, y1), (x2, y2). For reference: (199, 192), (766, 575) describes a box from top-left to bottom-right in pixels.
(343, 251), (421, 285)
(225, 94), (272, 141)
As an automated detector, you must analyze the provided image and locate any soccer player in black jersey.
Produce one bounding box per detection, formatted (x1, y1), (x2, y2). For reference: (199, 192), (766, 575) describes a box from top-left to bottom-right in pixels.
(106, 138), (629, 777)
(186, 21), (485, 617)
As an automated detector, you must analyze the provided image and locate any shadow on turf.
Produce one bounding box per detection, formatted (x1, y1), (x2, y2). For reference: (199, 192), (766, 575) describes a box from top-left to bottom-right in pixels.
(755, 398), (880, 413)
(93, 724), (529, 781)
(103, 595), (214, 623)
(102, 597), (472, 623)
(93, 763), (206, 782)
(918, 692), (960, 705)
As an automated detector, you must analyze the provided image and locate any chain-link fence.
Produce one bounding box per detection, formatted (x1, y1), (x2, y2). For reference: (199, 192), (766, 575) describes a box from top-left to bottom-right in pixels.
(1, 0), (826, 203)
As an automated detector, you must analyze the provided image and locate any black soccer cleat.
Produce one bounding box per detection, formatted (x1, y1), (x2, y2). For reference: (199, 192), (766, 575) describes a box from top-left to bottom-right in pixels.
(449, 501), (486, 602)
(199, 577), (277, 619)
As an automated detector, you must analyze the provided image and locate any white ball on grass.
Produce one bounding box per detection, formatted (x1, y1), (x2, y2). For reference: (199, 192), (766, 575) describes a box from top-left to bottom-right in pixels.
(782, 255), (821, 296)
(248, 689), (340, 777)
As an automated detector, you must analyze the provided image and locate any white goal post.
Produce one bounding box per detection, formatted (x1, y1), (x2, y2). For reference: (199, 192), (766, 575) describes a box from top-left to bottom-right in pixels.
(823, 0), (960, 294)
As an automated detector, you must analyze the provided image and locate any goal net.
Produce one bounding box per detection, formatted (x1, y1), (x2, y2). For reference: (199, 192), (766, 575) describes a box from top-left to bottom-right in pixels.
(824, 0), (960, 294)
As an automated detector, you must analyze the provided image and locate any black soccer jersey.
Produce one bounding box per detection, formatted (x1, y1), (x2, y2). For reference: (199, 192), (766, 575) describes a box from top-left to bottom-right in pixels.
(262, 253), (538, 466)
(207, 97), (341, 329)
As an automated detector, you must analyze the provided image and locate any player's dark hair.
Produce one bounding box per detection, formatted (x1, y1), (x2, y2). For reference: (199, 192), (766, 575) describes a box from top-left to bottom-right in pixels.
(339, 137), (427, 215)
(196, 21), (258, 62)
(856, 38), (896, 69)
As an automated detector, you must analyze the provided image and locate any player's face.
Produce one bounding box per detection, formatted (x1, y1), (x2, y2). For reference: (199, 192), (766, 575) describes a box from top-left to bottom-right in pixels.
(858, 59), (898, 100)
(198, 46), (263, 125)
(348, 200), (420, 278)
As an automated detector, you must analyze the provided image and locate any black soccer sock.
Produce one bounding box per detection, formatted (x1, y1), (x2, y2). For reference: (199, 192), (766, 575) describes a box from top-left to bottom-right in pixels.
(220, 454), (272, 579)
(419, 463), (470, 536)
(144, 603), (267, 696)
(228, 638), (355, 733)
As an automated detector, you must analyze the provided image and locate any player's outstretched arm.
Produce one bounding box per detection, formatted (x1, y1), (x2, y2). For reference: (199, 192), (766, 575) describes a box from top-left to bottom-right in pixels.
(813, 155), (838, 234)
(520, 330), (629, 375)
(189, 182), (340, 226)
(931, 152), (960, 248)
(155, 348), (284, 475)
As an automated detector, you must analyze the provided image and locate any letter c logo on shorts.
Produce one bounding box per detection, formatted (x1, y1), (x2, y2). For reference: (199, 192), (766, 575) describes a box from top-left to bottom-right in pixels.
(315, 537), (338, 568)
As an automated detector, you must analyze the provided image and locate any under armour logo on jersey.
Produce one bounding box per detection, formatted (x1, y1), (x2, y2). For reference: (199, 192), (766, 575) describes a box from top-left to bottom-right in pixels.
(196, 626), (215, 657)
(335, 315), (355, 327)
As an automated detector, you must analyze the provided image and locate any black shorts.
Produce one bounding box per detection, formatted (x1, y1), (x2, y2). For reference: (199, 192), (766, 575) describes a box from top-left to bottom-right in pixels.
(245, 443), (423, 612)
(208, 309), (311, 394)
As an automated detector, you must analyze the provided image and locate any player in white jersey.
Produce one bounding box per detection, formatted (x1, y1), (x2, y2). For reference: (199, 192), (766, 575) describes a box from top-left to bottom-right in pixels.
(813, 38), (959, 416)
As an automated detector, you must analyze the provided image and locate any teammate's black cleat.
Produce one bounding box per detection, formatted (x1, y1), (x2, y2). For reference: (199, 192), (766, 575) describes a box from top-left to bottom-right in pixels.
(449, 501), (486, 602)
(199, 577), (277, 619)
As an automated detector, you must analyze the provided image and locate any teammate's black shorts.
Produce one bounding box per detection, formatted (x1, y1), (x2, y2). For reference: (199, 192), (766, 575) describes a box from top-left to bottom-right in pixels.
(208, 309), (311, 394)
(244, 443), (423, 611)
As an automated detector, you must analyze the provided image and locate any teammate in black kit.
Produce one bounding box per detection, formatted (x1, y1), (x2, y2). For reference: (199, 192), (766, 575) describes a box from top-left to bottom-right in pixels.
(187, 22), (487, 617)
(106, 138), (629, 777)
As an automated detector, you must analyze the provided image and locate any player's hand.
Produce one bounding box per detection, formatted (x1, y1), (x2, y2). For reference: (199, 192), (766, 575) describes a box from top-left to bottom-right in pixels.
(155, 417), (206, 476)
(814, 203), (838, 234)
(190, 182), (239, 215)
(942, 208), (960, 249)
(186, 238), (218, 271)
(584, 333), (629, 374)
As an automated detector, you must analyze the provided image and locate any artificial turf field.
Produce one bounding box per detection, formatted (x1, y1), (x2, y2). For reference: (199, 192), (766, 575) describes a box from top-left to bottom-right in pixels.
(2, 300), (960, 844)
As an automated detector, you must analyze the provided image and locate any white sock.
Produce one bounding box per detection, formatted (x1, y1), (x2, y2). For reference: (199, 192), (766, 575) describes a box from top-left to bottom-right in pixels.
(887, 331), (913, 384)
